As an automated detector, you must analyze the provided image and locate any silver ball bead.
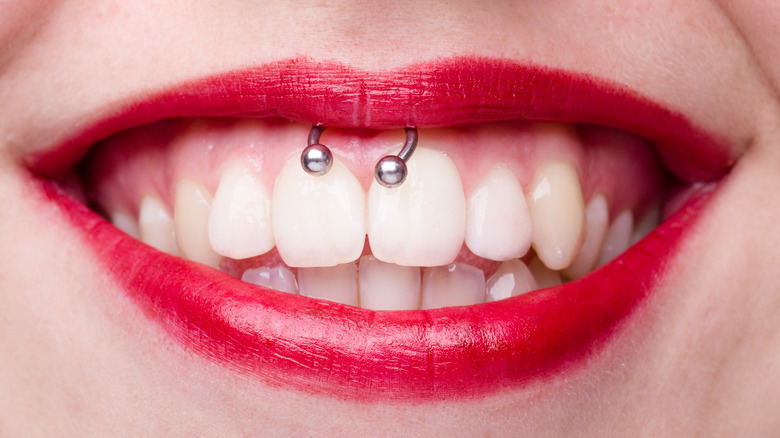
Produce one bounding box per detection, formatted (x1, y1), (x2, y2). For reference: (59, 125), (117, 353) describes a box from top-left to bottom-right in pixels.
(301, 143), (333, 176)
(375, 156), (407, 188)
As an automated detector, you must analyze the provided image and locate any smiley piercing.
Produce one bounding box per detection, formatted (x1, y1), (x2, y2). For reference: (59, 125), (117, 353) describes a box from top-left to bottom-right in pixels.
(301, 126), (419, 188)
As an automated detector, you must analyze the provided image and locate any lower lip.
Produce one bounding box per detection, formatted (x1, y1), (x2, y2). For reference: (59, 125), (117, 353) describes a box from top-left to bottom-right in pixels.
(36, 174), (716, 401)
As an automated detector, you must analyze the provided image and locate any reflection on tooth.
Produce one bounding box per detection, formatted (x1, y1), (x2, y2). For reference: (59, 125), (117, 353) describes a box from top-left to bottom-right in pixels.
(139, 195), (179, 256)
(208, 166), (274, 259)
(564, 194), (609, 279)
(597, 210), (634, 267)
(421, 263), (485, 310)
(241, 266), (298, 294)
(110, 210), (140, 239)
(174, 179), (221, 267)
(298, 264), (358, 306)
(631, 205), (660, 244)
(485, 259), (538, 302)
(528, 258), (563, 289)
(368, 147), (466, 267)
(465, 165), (532, 261)
(358, 256), (420, 310)
(527, 161), (585, 270)
(273, 156), (365, 267)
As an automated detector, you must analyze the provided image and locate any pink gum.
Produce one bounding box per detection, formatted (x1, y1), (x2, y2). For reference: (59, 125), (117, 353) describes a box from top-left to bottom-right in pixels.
(84, 118), (667, 222)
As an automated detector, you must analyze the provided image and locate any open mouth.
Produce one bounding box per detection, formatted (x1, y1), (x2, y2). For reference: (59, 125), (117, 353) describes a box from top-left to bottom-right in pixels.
(25, 57), (732, 400)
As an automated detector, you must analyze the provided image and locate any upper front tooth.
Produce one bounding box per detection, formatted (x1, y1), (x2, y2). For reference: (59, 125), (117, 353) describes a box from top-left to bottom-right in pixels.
(139, 195), (179, 255)
(527, 161), (585, 270)
(208, 166), (274, 259)
(564, 194), (609, 279)
(272, 155), (366, 267)
(465, 165), (532, 261)
(368, 147), (466, 267)
(174, 179), (221, 267)
(597, 210), (633, 267)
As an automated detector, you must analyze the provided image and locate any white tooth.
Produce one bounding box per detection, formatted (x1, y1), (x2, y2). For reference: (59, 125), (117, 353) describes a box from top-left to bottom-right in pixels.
(368, 147), (466, 266)
(241, 266), (298, 294)
(174, 179), (221, 267)
(527, 161), (585, 270)
(631, 205), (660, 244)
(297, 264), (358, 306)
(597, 210), (634, 267)
(465, 165), (532, 261)
(110, 210), (140, 239)
(421, 263), (485, 310)
(272, 156), (365, 267)
(528, 258), (563, 289)
(563, 194), (609, 279)
(485, 259), (538, 302)
(138, 195), (179, 256)
(358, 256), (420, 310)
(208, 166), (274, 259)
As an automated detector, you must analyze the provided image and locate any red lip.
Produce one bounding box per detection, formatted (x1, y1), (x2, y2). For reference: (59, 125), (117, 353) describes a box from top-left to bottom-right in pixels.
(30, 57), (729, 400)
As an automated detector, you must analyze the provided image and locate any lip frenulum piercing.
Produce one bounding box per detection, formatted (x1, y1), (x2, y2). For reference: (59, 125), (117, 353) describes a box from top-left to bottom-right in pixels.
(300, 126), (419, 188)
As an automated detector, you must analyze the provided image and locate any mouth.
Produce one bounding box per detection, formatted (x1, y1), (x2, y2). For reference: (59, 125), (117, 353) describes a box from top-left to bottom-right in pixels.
(25, 57), (732, 401)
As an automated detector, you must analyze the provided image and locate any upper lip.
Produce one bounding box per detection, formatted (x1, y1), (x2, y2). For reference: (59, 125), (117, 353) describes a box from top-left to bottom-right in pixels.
(30, 56), (730, 400)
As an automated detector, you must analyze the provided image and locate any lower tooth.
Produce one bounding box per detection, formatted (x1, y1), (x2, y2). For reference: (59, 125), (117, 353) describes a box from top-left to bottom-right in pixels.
(297, 264), (359, 306)
(139, 195), (179, 256)
(631, 205), (660, 244)
(110, 210), (140, 239)
(358, 256), (421, 310)
(241, 266), (298, 294)
(465, 165), (533, 261)
(528, 258), (563, 289)
(597, 210), (634, 267)
(368, 147), (466, 267)
(174, 179), (221, 267)
(485, 259), (538, 302)
(564, 194), (609, 279)
(208, 166), (274, 259)
(421, 263), (486, 310)
(527, 161), (585, 270)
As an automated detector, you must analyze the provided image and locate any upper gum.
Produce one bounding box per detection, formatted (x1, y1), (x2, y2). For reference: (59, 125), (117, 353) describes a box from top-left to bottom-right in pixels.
(85, 117), (667, 223)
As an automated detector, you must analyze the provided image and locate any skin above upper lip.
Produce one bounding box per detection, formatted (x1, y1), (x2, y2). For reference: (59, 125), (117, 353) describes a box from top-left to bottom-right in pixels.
(27, 57), (731, 401)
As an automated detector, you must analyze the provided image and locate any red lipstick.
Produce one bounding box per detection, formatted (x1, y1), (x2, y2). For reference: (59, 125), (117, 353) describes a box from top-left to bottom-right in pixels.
(28, 57), (730, 401)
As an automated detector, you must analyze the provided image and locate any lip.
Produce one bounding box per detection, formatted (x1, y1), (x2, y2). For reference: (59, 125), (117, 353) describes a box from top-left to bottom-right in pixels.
(28, 57), (730, 401)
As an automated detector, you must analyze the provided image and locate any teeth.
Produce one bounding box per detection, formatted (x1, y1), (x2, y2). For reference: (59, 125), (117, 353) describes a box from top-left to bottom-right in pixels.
(138, 195), (179, 256)
(173, 179), (221, 267)
(465, 165), (532, 261)
(297, 264), (359, 306)
(368, 147), (466, 266)
(564, 194), (609, 279)
(241, 266), (298, 294)
(527, 161), (585, 270)
(421, 263), (485, 309)
(631, 205), (660, 244)
(485, 259), (538, 302)
(597, 210), (634, 267)
(208, 166), (274, 259)
(110, 210), (140, 239)
(528, 258), (563, 289)
(358, 256), (421, 310)
(272, 155), (365, 267)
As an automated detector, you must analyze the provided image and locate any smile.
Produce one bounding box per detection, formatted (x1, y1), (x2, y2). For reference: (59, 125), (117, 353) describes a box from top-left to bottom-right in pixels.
(26, 56), (732, 401)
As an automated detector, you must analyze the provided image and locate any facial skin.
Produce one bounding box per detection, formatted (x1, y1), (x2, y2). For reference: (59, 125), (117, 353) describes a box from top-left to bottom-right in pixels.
(1, 0), (779, 436)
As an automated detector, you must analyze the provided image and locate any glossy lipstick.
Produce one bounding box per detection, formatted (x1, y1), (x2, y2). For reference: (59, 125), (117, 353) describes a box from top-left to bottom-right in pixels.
(30, 57), (730, 401)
